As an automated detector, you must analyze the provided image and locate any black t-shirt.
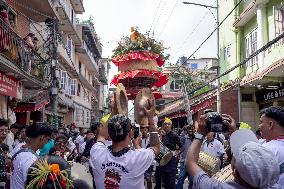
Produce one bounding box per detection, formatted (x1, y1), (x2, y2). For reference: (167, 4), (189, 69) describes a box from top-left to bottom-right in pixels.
(162, 131), (182, 151)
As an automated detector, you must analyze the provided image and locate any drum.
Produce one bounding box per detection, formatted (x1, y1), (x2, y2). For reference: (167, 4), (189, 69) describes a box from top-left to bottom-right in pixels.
(71, 162), (93, 187)
(212, 165), (234, 182)
(155, 142), (173, 166)
(197, 152), (221, 176)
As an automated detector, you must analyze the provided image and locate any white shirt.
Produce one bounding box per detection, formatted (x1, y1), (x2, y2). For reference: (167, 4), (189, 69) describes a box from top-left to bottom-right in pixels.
(5, 131), (14, 152)
(10, 151), (38, 189)
(202, 139), (225, 158)
(75, 135), (85, 154)
(9, 142), (26, 158)
(90, 142), (155, 189)
(141, 137), (149, 149)
(262, 139), (284, 186)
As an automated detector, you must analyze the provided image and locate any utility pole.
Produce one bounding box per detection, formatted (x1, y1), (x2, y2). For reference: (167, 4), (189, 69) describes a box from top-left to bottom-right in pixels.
(183, 1), (221, 113)
(47, 18), (59, 128)
(216, 0), (222, 113)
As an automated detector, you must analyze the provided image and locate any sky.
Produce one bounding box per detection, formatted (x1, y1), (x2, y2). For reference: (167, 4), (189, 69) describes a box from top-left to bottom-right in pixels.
(78, 0), (218, 86)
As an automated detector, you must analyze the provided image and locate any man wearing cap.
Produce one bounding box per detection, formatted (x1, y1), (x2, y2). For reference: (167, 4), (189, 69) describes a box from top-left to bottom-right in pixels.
(154, 117), (182, 189)
(259, 106), (284, 186)
(90, 101), (160, 189)
(185, 114), (280, 189)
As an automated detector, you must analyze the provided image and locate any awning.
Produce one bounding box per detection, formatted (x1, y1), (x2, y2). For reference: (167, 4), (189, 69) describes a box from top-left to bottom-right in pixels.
(240, 58), (284, 86)
(14, 99), (50, 112)
(191, 96), (217, 114)
(159, 112), (187, 121)
(158, 99), (185, 117)
(14, 90), (50, 112)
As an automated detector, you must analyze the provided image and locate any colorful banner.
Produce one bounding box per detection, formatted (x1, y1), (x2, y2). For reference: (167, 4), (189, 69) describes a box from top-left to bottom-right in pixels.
(0, 71), (18, 98)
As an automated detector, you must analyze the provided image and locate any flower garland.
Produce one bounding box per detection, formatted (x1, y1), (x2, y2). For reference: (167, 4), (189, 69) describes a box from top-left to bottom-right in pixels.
(112, 29), (169, 64)
(26, 159), (73, 189)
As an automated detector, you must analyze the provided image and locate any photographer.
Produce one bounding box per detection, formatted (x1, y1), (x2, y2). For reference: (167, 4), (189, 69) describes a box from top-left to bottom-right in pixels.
(90, 100), (160, 189)
(185, 114), (280, 189)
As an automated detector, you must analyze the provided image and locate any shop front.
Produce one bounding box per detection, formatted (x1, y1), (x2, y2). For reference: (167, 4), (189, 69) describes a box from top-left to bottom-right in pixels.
(0, 71), (22, 123)
(256, 85), (284, 110)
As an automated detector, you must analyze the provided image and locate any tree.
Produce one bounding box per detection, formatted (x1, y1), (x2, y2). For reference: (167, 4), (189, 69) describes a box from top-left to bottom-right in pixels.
(167, 63), (212, 96)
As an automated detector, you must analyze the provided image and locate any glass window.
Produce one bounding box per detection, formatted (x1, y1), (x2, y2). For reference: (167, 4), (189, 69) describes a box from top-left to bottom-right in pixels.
(275, 7), (284, 37)
(60, 71), (67, 90)
(71, 79), (76, 96)
(245, 28), (258, 67)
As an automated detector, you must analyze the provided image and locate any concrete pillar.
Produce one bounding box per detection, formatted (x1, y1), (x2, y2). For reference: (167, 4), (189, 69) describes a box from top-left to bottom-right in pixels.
(256, 2), (268, 70)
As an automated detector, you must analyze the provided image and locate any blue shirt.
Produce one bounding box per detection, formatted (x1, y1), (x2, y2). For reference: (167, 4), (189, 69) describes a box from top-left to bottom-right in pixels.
(39, 139), (54, 156)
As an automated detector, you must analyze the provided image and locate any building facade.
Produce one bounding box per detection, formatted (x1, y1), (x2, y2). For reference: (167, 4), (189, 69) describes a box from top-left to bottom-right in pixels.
(0, 0), (108, 128)
(219, 0), (284, 130)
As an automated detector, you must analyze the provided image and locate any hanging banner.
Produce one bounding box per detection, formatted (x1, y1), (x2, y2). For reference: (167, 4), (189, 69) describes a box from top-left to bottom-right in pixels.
(0, 71), (19, 98)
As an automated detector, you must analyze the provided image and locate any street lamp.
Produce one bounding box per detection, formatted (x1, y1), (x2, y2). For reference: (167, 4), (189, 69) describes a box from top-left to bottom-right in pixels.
(183, 1), (222, 113)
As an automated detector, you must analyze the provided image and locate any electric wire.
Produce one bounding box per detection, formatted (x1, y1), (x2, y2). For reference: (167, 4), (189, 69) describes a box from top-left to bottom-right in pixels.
(171, 0), (217, 62)
(152, 0), (167, 35)
(159, 31), (284, 109)
(157, 0), (179, 39)
(149, 0), (162, 32)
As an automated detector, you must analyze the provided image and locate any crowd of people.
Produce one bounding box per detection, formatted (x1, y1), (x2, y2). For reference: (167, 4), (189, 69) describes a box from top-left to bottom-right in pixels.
(0, 105), (282, 189)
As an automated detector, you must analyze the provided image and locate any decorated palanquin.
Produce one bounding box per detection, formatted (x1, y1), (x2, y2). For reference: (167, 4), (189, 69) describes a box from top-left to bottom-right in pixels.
(110, 27), (169, 100)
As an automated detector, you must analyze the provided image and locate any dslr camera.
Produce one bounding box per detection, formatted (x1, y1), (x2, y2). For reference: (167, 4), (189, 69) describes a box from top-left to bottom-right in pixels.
(204, 109), (230, 132)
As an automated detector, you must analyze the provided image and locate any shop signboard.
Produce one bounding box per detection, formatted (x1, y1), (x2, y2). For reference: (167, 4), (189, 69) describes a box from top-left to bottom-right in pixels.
(256, 86), (284, 102)
(0, 71), (19, 98)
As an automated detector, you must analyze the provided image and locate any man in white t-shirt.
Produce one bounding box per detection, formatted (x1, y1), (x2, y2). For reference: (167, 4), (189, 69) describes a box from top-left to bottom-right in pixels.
(201, 132), (225, 158)
(259, 106), (284, 187)
(10, 122), (52, 189)
(75, 128), (86, 155)
(90, 112), (160, 189)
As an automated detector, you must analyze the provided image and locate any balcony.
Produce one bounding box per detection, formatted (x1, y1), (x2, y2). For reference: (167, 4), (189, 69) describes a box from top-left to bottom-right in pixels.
(0, 18), (49, 88)
(57, 43), (78, 78)
(55, 0), (81, 45)
(70, 0), (84, 14)
(76, 41), (99, 74)
(233, 0), (269, 27)
(13, 0), (57, 22)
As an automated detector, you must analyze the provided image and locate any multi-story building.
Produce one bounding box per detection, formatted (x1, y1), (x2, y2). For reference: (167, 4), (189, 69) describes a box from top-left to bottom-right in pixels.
(218, 0), (284, 130)
(0, 0), (108, 128)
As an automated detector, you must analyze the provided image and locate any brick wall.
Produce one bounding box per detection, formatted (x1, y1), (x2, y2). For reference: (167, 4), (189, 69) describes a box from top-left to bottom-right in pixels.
(193, 87), (239, 123)
(6, 1), (31, 38)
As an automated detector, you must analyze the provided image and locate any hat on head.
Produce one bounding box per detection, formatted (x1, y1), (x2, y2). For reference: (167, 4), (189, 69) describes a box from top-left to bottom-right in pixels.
(164, 117), (172, 124)
(230, 130), (280, 188)
(100, 114), (111, 127)
(238, 122), (251, 130)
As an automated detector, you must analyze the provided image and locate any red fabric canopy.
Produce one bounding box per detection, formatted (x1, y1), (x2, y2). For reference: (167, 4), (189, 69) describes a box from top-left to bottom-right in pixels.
(111, 69), (168, 88)
(112, 51), (165, 67)
(14, 99), (50, 113)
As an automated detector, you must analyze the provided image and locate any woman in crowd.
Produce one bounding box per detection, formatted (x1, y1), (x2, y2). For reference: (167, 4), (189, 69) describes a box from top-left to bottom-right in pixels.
(49, 134), (68, 160)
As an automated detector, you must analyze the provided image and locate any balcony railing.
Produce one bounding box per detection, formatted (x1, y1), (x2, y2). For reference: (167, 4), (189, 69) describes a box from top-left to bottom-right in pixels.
(82, 41), (98, 71)
(0, 17), (47, 81)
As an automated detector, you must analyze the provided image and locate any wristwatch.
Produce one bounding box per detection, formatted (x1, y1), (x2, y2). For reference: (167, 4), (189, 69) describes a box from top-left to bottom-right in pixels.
(194, 132), (205, 141)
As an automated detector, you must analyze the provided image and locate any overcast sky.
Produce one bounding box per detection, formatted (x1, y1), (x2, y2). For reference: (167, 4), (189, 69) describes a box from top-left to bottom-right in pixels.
(78, 0), (218, 86)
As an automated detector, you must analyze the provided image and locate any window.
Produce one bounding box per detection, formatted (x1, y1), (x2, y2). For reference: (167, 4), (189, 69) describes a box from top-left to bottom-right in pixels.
(191, 63), (198, 70)
(275, 7), (284, 37)
(245, 28), (258, 67)
(67, 75), (71, 95)
(224, 44), (231, 60)
(77, 84), (81, 96)
(60, 71), (67, 90)
(170, 80), (182, 91)
(71, 79), (76, 96)
(67, 36), (73, 58)
(79, 61), (82, 74)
